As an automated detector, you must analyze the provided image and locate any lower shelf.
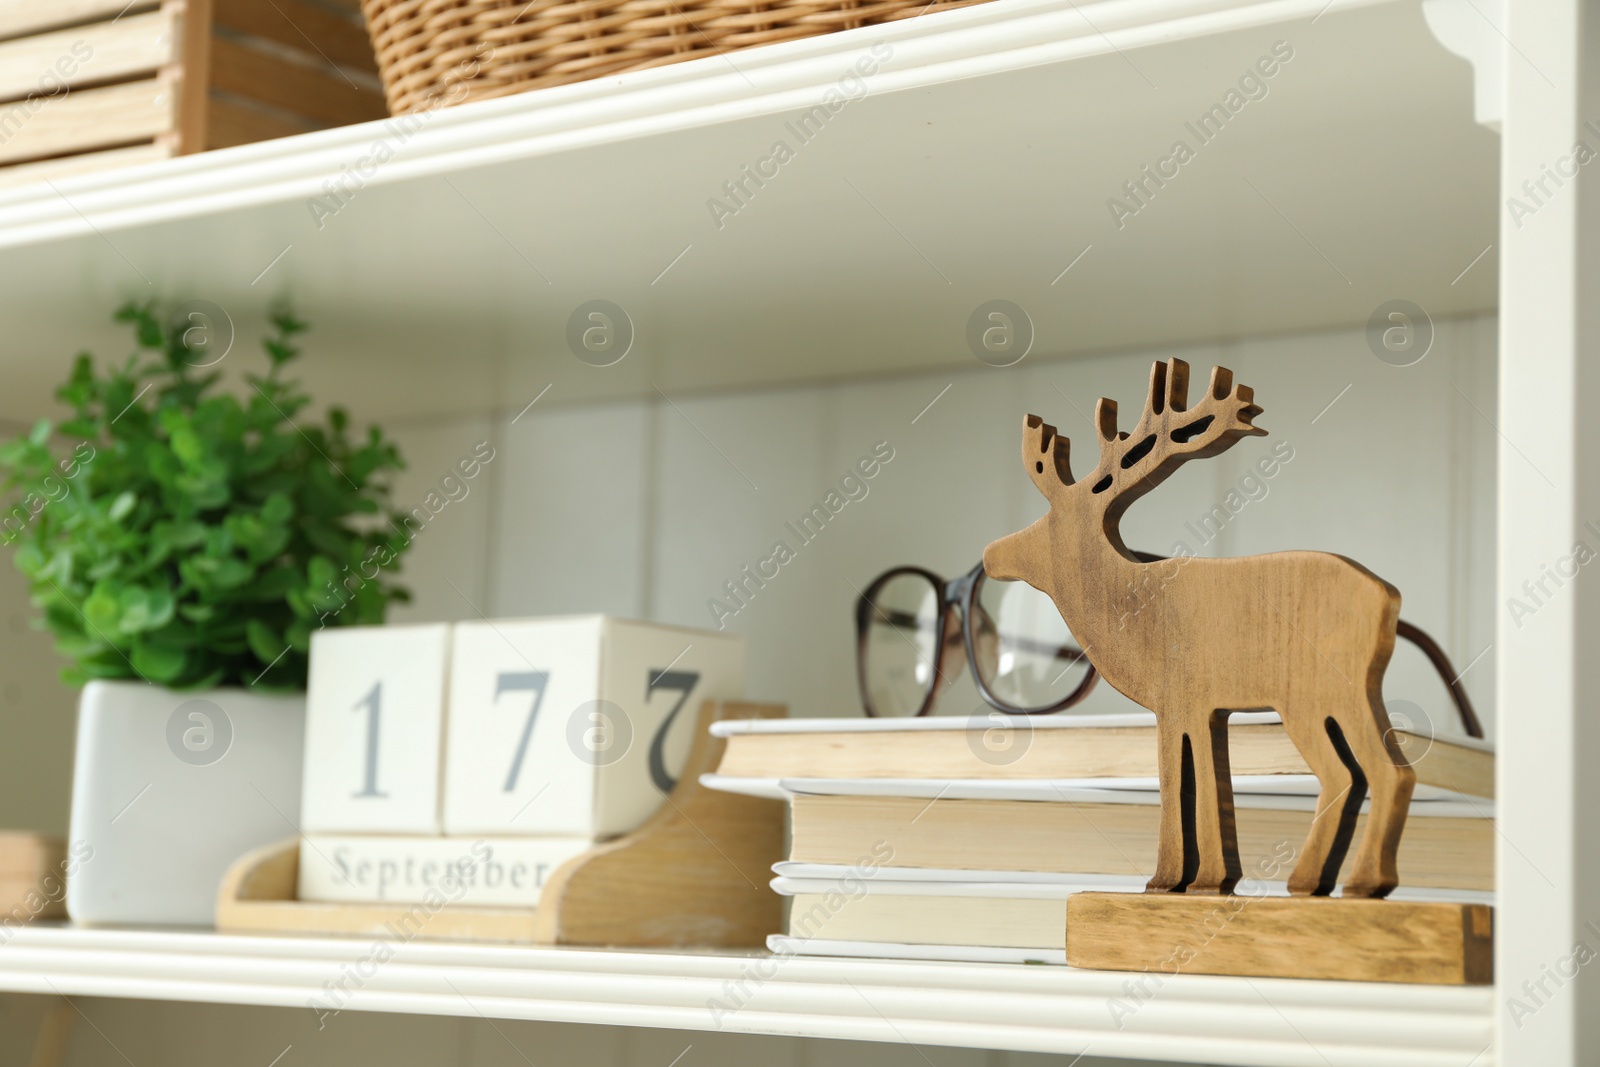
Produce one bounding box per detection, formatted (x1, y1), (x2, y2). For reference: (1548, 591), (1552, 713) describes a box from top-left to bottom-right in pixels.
(0, 924), (1492, 1065)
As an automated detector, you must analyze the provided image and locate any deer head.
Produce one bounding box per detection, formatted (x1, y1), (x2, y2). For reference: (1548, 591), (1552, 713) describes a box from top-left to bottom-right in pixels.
(984, 358), (1266, 582)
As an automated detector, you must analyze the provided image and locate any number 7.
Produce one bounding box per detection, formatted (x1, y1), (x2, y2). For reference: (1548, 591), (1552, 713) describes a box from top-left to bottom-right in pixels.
(646, 669), (700, 794)
(497, 670), (549, 792)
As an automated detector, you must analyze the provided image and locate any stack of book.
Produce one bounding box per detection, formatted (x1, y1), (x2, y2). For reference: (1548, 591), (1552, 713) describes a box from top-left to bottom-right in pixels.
(703, 712), (1494, 964)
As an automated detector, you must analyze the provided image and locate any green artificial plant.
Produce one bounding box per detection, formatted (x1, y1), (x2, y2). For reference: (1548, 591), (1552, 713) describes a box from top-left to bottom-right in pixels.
(0, 303), (412, 690)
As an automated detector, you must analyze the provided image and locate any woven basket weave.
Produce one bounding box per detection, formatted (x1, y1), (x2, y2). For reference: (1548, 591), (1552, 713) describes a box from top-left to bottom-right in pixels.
(361, 0), (990, 115)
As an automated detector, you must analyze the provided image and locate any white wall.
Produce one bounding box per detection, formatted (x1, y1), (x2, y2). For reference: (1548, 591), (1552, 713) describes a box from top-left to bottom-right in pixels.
(390, 313), (1500, 738)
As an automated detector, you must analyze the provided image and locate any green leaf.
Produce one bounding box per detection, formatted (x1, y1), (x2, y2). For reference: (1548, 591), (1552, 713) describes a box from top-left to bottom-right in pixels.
(243, 566), (299, 600)
(130, 641), (186, 683)
(82, 585), (121, 638)
(0, 302), (413, 692)
(246, 619), (283, 664)
(261, 491), (293, 526)
(118, 585), (174, 633)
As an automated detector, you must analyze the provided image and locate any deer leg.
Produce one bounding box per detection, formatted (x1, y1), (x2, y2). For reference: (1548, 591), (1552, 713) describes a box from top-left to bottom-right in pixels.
(1341, 700), (1417, 899)
(1286, 716), (1364, 896)
(1145, 722), (1193, 893)
(1186, 710), (1242, 895)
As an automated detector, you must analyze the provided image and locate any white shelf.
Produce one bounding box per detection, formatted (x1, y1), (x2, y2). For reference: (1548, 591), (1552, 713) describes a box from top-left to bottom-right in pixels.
(0, 0), (1494, 422)
(0, 925), (1492, 1066)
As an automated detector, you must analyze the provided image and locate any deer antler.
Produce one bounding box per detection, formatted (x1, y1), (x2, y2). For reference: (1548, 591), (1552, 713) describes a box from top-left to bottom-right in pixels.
(1021, 414), (1076, 498)
(1087, 359), (1266, 500)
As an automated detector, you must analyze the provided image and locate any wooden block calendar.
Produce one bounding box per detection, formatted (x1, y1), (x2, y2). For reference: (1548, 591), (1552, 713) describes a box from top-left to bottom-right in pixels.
(290, 615), (746, 915)
(298, 616), (743, 840)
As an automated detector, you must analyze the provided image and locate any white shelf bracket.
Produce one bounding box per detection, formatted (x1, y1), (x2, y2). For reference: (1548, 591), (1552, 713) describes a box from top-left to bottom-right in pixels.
(1422, 0), (1505, 131)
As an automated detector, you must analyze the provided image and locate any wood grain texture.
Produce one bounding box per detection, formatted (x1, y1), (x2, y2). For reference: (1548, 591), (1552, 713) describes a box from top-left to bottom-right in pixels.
(0, 832), (66, 920)
(532, 700), (787, 947)
(0, 0), (159, 42)
(0, 9), (174, 101)
(209, 36), (384, 127)
(204, 95), (314, 148)
(789, 793), (1493, 891)
(1066, 892), (1493, 985)
(714, 721), (1492, 798)
(0, 0), (380, 176)
(0, 77), (176, 164)
(0, 140), (171, 185)
(985, 359), (1418, 898)
(213, 0), (377, 73)
(216, 701), (786, 947)
(169, 0), (210, 154)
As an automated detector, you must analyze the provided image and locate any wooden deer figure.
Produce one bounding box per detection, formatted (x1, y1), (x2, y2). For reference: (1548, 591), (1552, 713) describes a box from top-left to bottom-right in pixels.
(983, 358), (1416, 899)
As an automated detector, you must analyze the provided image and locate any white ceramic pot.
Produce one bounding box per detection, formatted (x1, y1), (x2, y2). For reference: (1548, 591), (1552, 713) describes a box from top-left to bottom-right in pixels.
(67, 680), (305, 926)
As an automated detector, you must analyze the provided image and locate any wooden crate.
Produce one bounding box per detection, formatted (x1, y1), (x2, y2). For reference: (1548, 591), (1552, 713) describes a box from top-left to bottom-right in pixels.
(0, 0), (386, 185)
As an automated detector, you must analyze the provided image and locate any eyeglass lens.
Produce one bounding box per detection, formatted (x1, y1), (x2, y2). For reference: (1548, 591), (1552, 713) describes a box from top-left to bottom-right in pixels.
(970, 572), (1090, 712)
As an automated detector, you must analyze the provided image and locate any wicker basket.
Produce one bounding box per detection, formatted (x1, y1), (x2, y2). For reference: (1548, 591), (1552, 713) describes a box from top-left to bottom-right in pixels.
(361, 0), (989, 115)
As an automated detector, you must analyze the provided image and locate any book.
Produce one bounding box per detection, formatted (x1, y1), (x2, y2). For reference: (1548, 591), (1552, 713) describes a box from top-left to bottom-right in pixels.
(787, 791), (1493, 891)
(710, 712), (1494, 799)
(767, 935), (1065, 966)
(771, 867), (1493, 960)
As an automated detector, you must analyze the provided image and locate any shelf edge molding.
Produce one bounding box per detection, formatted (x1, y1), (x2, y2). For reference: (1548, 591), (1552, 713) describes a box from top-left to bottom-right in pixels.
(0, 925), (1495, 1066)
(0, 0), (1398, 251)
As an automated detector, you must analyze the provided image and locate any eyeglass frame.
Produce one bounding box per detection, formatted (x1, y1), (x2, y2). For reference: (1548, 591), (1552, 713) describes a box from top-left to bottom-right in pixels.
(854, 561), (1099, 718)
(853, 558), (1486, 738)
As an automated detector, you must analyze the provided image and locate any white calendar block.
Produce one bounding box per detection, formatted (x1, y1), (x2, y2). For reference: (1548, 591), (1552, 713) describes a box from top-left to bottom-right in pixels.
(442, 616), (745, 837)
(302, 623), (452, 834)
(297, 835), (593, 906)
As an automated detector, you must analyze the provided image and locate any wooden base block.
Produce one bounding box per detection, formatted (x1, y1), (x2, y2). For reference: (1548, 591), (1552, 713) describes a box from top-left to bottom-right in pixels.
(1066, 892), (1492, 985)
(0, 832), (67, 921)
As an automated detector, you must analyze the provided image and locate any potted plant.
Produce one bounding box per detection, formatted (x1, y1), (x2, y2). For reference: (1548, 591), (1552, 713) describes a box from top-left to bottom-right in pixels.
(0, 303), (410, 925)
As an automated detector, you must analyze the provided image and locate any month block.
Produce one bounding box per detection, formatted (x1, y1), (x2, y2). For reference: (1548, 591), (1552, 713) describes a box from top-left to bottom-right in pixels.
(297, 834), (593, 906)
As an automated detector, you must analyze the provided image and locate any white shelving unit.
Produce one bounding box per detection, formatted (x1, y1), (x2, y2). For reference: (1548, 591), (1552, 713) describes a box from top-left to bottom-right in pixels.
(0, 0), (1592, 1063)
(0, 926), (1493, 1067)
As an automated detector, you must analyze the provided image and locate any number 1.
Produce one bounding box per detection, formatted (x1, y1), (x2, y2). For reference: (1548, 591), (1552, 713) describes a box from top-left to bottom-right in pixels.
(498, 670), (549, 792)
(352, 681), (386, 798)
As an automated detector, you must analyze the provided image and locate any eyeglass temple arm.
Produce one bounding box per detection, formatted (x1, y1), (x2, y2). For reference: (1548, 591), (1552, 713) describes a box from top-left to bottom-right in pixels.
(873, 609), (1090, 664)
(1394, 620), (1485, 739)
(1130, 550), (1484, 739)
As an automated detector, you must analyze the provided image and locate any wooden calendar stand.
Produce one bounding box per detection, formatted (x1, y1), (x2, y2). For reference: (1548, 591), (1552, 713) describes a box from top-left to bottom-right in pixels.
(215, 700), (786, 947)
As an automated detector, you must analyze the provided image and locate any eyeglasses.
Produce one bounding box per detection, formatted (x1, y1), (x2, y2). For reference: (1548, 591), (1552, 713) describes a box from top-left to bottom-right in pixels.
(853, 559), (1486, 739)
(854, 562), (1098, 717)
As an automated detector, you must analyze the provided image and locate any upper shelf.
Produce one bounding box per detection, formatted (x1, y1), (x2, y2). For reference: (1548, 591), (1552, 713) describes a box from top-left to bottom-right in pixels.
(0, 0), (1496, 422)
(0, 924), (1494, 1066)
